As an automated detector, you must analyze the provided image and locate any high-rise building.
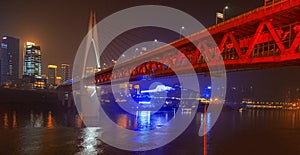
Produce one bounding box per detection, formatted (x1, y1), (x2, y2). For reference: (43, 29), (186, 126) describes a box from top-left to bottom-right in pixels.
(0, 36), (20, 85)
(24, 42), (41, 78)
(61, 64), (70, 82)
(47, 65), (57, 85)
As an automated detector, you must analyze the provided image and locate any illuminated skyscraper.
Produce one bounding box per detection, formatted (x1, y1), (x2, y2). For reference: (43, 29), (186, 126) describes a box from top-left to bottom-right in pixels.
(24, 42), (41, 78)
(47, 65), (57, 85)
(0, 36), (20, 85)
(61, 64), (70, 82)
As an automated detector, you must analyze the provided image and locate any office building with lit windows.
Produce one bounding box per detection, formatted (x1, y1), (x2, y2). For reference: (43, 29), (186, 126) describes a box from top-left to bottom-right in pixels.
(24, 42), (41, 78)
(61, 64), (70, 83)
(47, 65), (57, 85)
(0, 36), (20, 85)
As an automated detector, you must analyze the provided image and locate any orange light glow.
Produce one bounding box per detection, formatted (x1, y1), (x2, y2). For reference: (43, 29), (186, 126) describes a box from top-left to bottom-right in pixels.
(48, 65), (57, 69)
(47, 111), (53, 128)
(4, 113), (8, 128)
(76, 113), (83, 128)
(12, 112), (17, 128)
(26, 41), (35, 46)
(117, 114), (128, 128)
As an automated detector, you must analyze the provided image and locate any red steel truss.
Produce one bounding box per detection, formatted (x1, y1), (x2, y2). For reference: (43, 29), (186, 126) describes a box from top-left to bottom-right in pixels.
(90, 0), (300, 84)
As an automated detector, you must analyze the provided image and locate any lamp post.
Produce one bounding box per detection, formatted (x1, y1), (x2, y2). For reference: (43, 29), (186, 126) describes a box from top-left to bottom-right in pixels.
(216, 6), (228, 24)
(103, 63), (106, 69)
(223, 6), (229, 21)
(152, 39), (158, 50)
(134, 48), (139, 57)
(179, 26), (185, 39)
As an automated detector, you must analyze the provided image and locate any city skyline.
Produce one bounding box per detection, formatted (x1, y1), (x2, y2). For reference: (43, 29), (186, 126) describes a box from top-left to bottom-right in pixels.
(0, 0), (299, 100)
(0, 0), (263, 73)
(0, 1), (300, 154)
(0, 37), (71, 89)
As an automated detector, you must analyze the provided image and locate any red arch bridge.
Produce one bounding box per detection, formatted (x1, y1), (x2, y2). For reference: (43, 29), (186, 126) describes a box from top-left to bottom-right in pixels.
(61, 0), (300, 92)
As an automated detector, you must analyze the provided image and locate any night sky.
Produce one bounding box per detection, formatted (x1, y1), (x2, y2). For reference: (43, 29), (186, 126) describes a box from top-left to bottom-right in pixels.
(0, 0), (263, 71)
(1, 0), (300, 101)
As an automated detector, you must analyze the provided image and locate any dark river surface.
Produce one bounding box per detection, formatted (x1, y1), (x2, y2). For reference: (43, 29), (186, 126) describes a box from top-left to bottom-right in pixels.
(0, 105), (300, 155)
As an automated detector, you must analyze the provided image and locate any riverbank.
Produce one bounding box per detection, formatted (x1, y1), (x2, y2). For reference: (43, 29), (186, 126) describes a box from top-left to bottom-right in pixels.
(0, 88), (61, 111)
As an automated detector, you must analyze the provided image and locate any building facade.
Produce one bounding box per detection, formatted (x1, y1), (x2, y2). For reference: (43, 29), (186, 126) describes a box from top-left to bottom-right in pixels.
(47, 65), (57, 85)
(0, 36), (20, 85)
(24, 42), (41, 78)
(61, 64), (70, 83)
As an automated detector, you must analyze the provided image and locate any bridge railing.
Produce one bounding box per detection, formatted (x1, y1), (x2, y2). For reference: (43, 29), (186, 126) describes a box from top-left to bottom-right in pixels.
(207, 0), (300, 35)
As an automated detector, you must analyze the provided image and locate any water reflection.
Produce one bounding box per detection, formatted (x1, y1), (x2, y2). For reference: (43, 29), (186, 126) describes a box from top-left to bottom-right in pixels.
(3, 113), (8, 128)
(114, 111), (174, 131)
(203, 110), (208, 155)
(12, 111), (17, 128)
(77, 127), (103, 155)
(1, 108), (300, 154)
(241, 109), (300, 129)
(47, 111), (53, 129)
(31, 112), (44, 128)
(136, 111), (151, 131)
(0, 110), (85, 129)
(117, 114), (129, 129)
(76, 113), (84, 128)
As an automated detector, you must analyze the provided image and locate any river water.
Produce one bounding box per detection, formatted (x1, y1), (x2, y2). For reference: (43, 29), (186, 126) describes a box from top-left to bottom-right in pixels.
(0, 106), (300, 155)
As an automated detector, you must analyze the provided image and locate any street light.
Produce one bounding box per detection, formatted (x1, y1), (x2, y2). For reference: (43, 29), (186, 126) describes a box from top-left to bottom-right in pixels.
(140, 47), (147, 55)
(134, 48), (139, 57)
(179, 26), (185, 39)
(152, 39), (158, 50)
(223, 6), (229, 21)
